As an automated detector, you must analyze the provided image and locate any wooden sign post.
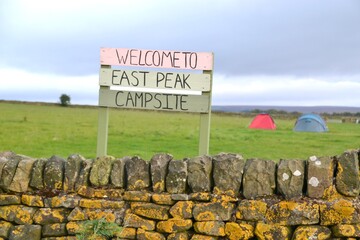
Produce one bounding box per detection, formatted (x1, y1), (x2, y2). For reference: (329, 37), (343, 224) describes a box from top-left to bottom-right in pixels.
(97, 48), (214, 157)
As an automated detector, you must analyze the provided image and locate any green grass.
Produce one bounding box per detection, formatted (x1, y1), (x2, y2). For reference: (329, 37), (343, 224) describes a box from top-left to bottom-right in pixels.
(0, 102), (359, 161)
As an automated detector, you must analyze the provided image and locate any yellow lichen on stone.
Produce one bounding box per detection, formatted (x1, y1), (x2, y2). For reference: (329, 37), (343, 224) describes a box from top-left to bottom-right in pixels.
(320, 199), (357, 225)
(153, 181), (165, 192)
(93, 189), (110, 198)
(213, 187), (236, 197)
(54, 181), (63, 190)
(131, 179), (146, 190)
(79, 199), (102, 208)
(123, 191), (152, 202)
(255, 222), (292, 240)
(167, 232), (189, 240)
(323, 185), (343, 201)
(137, 228), (166, 240)
(33, 208), (67, 224)
(152, 193), (175, 205)
(0, 220), (13, 234)
(225, 222), (254, 240)
(194, 221), (225, 236)
(156, 219), (193, 233)
(68, 207), (87, 221)
(236, 200), (267, 220)
(131, 202), (170, 220)
(332, 224), (358, 237)
(85, 209), (116, 222)
(333, 199), (355, 216)
(190, 234), (218, 240)
(317, 232), (331, 239)
(11, 227), (22, 235)
(21, 195), (44, 207)
(195, 211), (216, 221)
(50, 196), (64, 207)
(102, 200), (125, 209)
(292, 227), (317, 240)
(169, 201), (193, 219)
(190, 192), (211, 201)
(15, 207), (33, 224)
(66, 221), (82, 234)
(115, 227), (136, 239)
(124, 213), (156, 231)
(211, 194), (238, 203)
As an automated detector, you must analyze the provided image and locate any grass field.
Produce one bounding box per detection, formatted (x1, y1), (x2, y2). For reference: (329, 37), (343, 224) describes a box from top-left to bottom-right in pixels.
(0, 101), (359, 161)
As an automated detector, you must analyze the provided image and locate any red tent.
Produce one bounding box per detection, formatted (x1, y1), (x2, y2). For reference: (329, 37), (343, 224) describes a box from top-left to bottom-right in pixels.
(249, 113), (276, 130)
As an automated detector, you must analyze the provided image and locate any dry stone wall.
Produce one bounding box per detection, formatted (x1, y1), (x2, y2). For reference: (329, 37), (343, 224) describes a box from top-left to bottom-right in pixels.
(0, 149), (360, 239)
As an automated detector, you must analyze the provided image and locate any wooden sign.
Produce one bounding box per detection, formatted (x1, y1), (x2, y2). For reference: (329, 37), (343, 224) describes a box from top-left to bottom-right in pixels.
(99, 89), (210, 113)
(100, 69), (211, 91)
(97, 48), (214, 157)
(100, 48), (213, 70)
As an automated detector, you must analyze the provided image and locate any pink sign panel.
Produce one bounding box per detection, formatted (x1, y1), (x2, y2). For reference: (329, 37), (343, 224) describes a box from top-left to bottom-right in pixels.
(100, 48), (213, 70)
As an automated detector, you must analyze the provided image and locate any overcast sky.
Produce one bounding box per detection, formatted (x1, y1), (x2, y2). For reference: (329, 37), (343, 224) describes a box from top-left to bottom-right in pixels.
(1, 0), (360, 106)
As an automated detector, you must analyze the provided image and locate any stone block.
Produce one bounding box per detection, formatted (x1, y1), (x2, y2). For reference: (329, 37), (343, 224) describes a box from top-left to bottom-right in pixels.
(89, 156), (115, 187)
(193, 202), (234, 221)
(0, 194), (21, 205)
(166, 159), (188, 194)
(33, 208), (71, 224)
(44, 194), (80, 208)
(150, 153), (172, 193)
(152, 193), (175, 205)
(254, 222), (292, 240)
(187, 155), (212, 192)
(116, 227), (136, 239)
(225, 222), (254, 240)
(242, 159), (276, 199)
(336, 150), (360, 197)
(277, 159), (305, 199)
(194, 221), (225, 237)
(156, 218), (193, 233)
(126, 156), (150, 190)
(29, 158), (47, 189)
(137, 228), (166, 240)
(170, 201), (194, 219)
(110, 156), (130, 188)
(0, 220), (12, 238)
(292, 225), (331, 240)
(84, 209), (117, 222)
(75, 159), (93, 190)
(306, 155), (335, 198)
(64, 154), (84, 192)
(0, 152), (22, 191)
(167, 231), (189, 240)
(0, 205), (37, 224)
(8, 225), (41, 240)
(21, 195), (44, 207)
(8, 157), (36, 192)
(44, 155), (65, 190)
(212, 153), (245, 196)
(67, 207), (88, 221)
(42, 223), (67, 237)
(332, 224), (360, 238)
(235, 200), (267, 222)
(123, 191), (152, 202)
(79, 199), (125, 209)
(265, 200), (319, 225)
(320, 199), (360, 225)
(190, 234), (217, 240)
(131, 202), (170, 220)
(124, 213), (156, 230)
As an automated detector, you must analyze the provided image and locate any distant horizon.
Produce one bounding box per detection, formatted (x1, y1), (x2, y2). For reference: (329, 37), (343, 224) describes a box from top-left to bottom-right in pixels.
(2, 99), (360, 114)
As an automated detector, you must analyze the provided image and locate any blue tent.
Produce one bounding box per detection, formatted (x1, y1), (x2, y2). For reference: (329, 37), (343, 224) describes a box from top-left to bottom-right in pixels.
(293, 114), (328, 132)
